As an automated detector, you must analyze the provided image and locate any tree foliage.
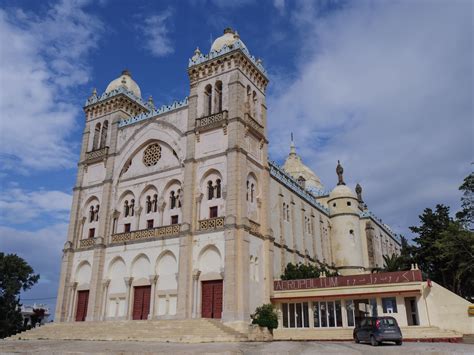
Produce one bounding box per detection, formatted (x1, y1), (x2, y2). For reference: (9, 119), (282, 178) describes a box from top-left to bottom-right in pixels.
(0, 253), (40, 338)
(280, 262), (338, 280)
(376, 236), (415, 273)
(251, 304), (278, 333)
(409, 199), (474, 299)
(456, 172), (474, 230)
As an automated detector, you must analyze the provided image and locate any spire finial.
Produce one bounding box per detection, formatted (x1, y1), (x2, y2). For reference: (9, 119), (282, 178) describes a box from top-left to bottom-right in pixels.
(121, 69), (131, 77)
(290, 133), (296, 155)
(336, 160), (345, 186)
(91, 87), (97, 98)
(148, 95), (155, 108)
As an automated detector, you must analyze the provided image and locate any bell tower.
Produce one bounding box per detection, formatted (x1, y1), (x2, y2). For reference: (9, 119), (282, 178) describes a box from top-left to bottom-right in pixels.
(178, 28), (272, 325)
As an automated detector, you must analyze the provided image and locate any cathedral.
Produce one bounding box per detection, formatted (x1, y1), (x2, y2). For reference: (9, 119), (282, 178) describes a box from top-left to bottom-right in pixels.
(56, 28), (414, 330)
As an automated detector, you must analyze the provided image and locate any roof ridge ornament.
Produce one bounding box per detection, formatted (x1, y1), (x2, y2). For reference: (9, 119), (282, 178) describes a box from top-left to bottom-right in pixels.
(290, 132), (296, 156)
(336, 160), (345, 186)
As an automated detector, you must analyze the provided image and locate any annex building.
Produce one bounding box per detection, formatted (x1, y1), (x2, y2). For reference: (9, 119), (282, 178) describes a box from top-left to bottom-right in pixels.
(51, 28), (472, 341)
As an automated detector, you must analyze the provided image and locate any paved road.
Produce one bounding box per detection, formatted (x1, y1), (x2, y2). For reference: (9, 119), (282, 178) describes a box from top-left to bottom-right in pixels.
(0, 340), (472, 354)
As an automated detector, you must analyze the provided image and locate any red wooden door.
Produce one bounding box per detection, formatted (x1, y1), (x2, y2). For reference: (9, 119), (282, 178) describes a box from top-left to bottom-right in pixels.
(133, 286), (151, 320)
(201, 280), (223, 319)
(212, 281), (223, 319)
(75, 290), (89, 322)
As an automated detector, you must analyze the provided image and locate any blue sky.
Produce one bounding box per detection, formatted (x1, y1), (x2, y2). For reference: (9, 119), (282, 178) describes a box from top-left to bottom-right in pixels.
(0, 0), (472, 317)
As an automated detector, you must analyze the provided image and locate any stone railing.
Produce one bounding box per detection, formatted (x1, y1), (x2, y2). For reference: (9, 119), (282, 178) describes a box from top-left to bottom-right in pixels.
(85, 146), (108, 162)
(111, 224), (181, 243)
(198, 217), (225, 231)
(195, 111), (228, 131)
(79, 238), (96, 248)
(249, 220), (261, 236)
(244, 113), (264, 136)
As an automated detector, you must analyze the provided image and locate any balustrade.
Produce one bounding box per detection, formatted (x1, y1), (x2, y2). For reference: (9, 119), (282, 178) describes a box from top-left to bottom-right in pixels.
(198, 217), (225, 231)
(111, 224), (181, 243)
(195, 111), (228, 131)
(85, 146), (109, 162)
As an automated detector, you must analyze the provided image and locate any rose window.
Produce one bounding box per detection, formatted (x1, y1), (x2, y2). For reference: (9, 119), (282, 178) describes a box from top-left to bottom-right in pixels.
(143, 143), (162, 166)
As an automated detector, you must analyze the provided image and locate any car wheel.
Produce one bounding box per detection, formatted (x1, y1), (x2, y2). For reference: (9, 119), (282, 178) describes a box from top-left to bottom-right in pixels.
(354, 335), (360, 344)
(396, 340), (402, 346)
(370, 335), (379, 346)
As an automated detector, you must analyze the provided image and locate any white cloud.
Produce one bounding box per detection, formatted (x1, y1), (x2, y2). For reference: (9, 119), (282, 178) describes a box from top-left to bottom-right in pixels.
(0, 223), (68, 313)
(0, 0), (102, 171)
(268, 0), (472, 236)
(139, 9), (174, 57)
(0, 187), (72, 224)
(273, 0), (285, 14)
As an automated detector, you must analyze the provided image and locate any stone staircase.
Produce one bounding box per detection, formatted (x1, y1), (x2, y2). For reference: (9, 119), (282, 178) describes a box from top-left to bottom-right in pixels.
(463, 334), (474, 344)
(9, 319), (248, 343)
(401, 326), (463, 342)
(273, 326), (463, 342)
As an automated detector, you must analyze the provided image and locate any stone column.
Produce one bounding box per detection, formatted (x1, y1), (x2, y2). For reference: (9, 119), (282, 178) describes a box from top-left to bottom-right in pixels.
(67, 282), (78, 322)
(136, 207), (143, 230)
(148, 275), (158, 319)
(101, 279), (110, 320)
(55, 242), (75, 322)
(124, 277), (134, 320)
(176, 85), (199, 319)
(86, 239), (106, 321)
(191, 269), (201, 318)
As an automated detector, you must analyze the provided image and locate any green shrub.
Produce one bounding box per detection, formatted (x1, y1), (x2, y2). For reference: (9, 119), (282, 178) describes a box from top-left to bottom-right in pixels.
(251, 304), (278, 333)
(280, 262), (338, 280)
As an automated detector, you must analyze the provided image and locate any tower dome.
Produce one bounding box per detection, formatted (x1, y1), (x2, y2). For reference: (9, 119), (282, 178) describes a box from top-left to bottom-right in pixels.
(105, 69), (141, 98)
(282, 136), (324, 191)
(210, 28), (247, 52)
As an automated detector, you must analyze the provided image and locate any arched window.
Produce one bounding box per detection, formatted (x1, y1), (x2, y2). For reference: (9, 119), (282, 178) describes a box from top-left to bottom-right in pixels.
(207, 181), (214, 200)
(215, 81), (223, 112)
(153, 194), (158, 212)
(94, 205), (99, 222)
(100, 120), (108, 148)
(246, 181), (249, 201)
(215, 179), (221, 199)
(205, 84), (212, 115)
(89, 206), (95, 223)
(286, 204), (290, 221)
(170, 191), (176, 209)
(250, 183), (255, 203)
(146, 196), (152, 214)
(124, 200), (129, 217)
(93, 122), (101, 150)
(130, 199), (135, 216)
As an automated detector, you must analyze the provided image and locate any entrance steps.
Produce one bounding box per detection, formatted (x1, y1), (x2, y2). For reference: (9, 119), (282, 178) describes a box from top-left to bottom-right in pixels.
(9, 319), (248, 343)
(273, 326), (463, 342)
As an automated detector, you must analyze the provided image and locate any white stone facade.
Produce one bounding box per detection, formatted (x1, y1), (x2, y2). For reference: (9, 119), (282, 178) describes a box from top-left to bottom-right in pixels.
(55, 28), (400, 326)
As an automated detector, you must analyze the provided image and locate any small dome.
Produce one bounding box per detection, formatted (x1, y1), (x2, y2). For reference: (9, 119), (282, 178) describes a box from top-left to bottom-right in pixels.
(329, 184), (357, 200)
(210, 28), (247, 52)
(105, 69), (141, 98)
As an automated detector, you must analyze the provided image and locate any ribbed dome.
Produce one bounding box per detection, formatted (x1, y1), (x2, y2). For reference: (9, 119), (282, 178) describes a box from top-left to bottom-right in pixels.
(282, 140), (324, 191)
(105, 70), (141, 98)
(329, 184), (357, 200)
(210, 28), (247, 52)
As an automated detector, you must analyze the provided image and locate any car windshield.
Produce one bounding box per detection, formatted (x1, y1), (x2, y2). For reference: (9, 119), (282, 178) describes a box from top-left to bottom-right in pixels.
(381, 318), (397, 326)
